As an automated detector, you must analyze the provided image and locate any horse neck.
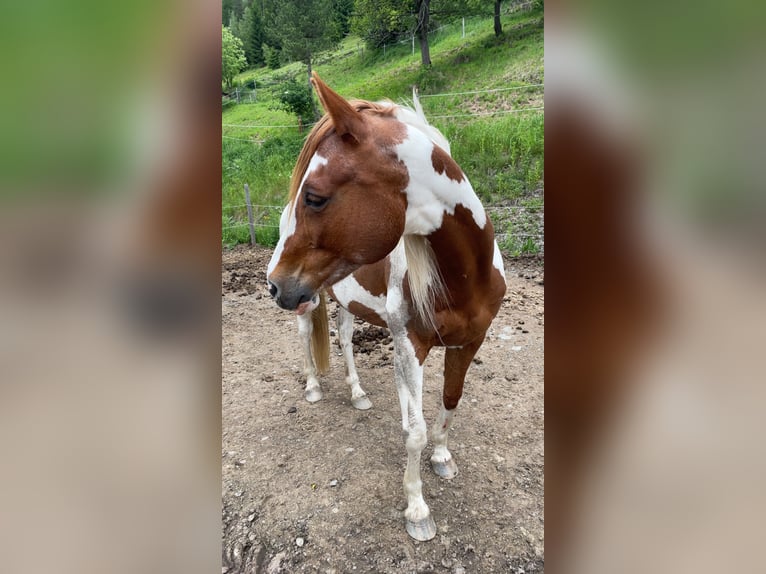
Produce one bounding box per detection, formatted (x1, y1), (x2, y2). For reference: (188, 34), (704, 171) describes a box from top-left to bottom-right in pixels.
(396, 127), (496, 290)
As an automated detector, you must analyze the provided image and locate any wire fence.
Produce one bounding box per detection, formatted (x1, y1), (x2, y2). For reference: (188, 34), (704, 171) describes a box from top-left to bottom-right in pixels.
(222, 200), (543, 254)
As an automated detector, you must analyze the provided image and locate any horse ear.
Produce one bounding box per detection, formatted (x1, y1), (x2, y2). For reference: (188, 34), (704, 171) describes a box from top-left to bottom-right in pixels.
(311, 72), (366, 143)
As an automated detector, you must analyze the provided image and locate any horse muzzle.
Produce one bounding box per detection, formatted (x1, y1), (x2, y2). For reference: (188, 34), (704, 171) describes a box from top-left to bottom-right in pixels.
(266, 276), (317, 314)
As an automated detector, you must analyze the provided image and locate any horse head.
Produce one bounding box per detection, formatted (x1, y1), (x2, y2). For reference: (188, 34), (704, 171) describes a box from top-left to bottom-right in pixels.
(267, 73), (409, 313)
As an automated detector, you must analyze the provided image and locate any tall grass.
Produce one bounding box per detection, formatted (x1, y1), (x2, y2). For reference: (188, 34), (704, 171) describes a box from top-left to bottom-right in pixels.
(222, 133), (303, 247)
(437, 112), (543, 204)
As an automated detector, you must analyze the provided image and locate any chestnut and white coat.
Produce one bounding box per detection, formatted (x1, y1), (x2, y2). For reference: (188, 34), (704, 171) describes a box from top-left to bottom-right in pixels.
(267, 73), (507, 541)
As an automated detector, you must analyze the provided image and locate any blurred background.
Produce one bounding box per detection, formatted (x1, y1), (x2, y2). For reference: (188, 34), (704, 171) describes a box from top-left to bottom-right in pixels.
(0, 1), (221, 573)
(1, 0), (764, 572)
(545, 0), (766, 572)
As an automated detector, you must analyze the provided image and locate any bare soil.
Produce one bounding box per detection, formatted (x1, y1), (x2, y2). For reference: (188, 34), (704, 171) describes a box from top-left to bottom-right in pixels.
(222, 245), (544, 573)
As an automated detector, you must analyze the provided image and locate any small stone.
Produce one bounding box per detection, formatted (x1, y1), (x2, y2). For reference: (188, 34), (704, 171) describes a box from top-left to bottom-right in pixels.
(287, 406), (297, 414)
(329, 479), (339, 487)
(296, 537), (305, 547)
(247, 513), (256, 522)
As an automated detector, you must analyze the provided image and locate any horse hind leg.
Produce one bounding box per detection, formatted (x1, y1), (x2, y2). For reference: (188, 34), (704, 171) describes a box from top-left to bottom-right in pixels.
(430, 338), (484, 479)
(297, 312), (322, 403)
(337, 306), (372, 410)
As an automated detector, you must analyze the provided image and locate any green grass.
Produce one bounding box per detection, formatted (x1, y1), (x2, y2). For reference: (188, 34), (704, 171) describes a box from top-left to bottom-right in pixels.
(222, 4), (543, 252)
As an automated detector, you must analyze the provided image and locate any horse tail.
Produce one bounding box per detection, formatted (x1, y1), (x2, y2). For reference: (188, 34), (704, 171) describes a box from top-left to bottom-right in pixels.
(310, 290), (330, 374)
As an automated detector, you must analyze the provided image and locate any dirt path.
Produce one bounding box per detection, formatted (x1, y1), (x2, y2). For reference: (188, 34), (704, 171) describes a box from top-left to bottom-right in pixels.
(222, 245), (544, 573)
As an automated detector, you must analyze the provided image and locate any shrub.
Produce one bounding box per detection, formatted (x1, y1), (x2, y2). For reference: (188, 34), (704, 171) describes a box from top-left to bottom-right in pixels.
(277, 79), (315, 125)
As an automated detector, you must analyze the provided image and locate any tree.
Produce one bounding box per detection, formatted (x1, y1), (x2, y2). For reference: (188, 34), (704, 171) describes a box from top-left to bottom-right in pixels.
(331, 0), (355, 42)
(222, 26), (247, 90)
(273, 0), (338, 115)
(494, 0), (502, 36)
(416, 0), (431, 66)
(241, 5), (265, 67)
(352, 0), (485, 66)
(351, 0), (411, 49)
(222, 0), (245, 27)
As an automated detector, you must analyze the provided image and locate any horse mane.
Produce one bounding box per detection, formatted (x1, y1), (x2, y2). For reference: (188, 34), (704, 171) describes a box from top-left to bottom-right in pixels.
(403, 234), (449, 333)
(289, 96), (449, 332)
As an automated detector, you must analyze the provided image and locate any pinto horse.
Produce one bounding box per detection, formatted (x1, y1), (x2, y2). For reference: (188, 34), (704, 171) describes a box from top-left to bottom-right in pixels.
(266, 73), (507, 541)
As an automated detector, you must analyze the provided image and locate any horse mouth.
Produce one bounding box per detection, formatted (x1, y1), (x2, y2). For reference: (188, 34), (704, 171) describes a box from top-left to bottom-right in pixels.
(295, 293), (320, 316)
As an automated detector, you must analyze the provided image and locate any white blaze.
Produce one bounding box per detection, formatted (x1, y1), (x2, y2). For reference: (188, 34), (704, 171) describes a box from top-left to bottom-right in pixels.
(267, 154), (328, 279)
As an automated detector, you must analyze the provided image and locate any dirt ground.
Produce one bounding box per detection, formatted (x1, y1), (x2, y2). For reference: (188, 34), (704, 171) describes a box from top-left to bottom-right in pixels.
(222, 245), (544, 574)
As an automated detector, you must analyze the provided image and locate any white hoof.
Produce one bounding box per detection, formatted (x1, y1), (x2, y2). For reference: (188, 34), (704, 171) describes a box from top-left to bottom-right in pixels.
(430, 457), (458, 479)
(405, 515), (437, 541)
(351, 395), (372, 410)
(305, 387), (323, 403)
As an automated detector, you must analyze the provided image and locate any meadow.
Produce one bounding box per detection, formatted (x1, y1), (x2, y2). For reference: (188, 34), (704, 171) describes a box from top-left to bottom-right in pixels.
(222, 4), (544, 253)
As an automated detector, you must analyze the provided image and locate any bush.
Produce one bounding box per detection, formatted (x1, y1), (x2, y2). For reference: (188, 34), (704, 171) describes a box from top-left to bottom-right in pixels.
(277, 79), (315, 125)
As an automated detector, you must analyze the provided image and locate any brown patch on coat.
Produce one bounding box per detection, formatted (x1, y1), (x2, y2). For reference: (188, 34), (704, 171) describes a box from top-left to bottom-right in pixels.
(431, 145), (464, 183)
(349, 258), (388, 298)
(346, 301), (387, 329)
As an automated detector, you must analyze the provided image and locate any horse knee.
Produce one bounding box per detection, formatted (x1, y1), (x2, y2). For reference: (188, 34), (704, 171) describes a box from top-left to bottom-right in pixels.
(404, 423), (427, 452)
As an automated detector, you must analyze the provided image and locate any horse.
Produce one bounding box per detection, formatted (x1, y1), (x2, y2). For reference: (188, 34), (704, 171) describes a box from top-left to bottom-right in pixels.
(266, 72), (507, 541)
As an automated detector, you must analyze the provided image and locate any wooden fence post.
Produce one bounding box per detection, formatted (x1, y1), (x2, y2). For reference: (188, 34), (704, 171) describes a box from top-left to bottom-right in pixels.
(244, 183), (256, 245)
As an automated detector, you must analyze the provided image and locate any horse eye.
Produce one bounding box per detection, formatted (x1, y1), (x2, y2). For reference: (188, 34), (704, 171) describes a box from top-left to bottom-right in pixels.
(304, 192), (329, 210)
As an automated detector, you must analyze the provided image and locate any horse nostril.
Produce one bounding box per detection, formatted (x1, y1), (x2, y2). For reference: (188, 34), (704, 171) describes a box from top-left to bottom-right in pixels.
(268, 281), (278, 298)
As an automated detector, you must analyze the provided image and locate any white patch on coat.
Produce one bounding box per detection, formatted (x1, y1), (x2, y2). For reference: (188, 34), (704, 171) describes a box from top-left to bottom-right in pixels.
(394, 124), (486, 235)
(492, 240), (507, 285)
(383, 240), (410, 332)
(394, 105), (451, 156)
(331, 273), (388, 322)
(267, 154), (328, 278)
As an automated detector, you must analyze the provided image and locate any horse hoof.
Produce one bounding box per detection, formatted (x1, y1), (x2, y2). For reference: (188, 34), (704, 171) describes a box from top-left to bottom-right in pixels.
(351, 395), (372, 410)
(431, 457), (458, 479)
(305, 388), (323, 403)
(405, 515), (437, 541)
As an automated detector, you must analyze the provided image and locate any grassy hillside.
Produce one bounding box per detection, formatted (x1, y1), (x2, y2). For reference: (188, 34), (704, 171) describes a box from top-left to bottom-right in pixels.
(222, 4), (543, 253)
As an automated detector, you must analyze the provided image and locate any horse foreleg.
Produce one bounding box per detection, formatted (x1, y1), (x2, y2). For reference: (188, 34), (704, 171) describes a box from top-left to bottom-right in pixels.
(430, 337), (484, 479)
(336, 306), (372, 410)
(394, 334), (436, 541)
(296, 313), (322, 403)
